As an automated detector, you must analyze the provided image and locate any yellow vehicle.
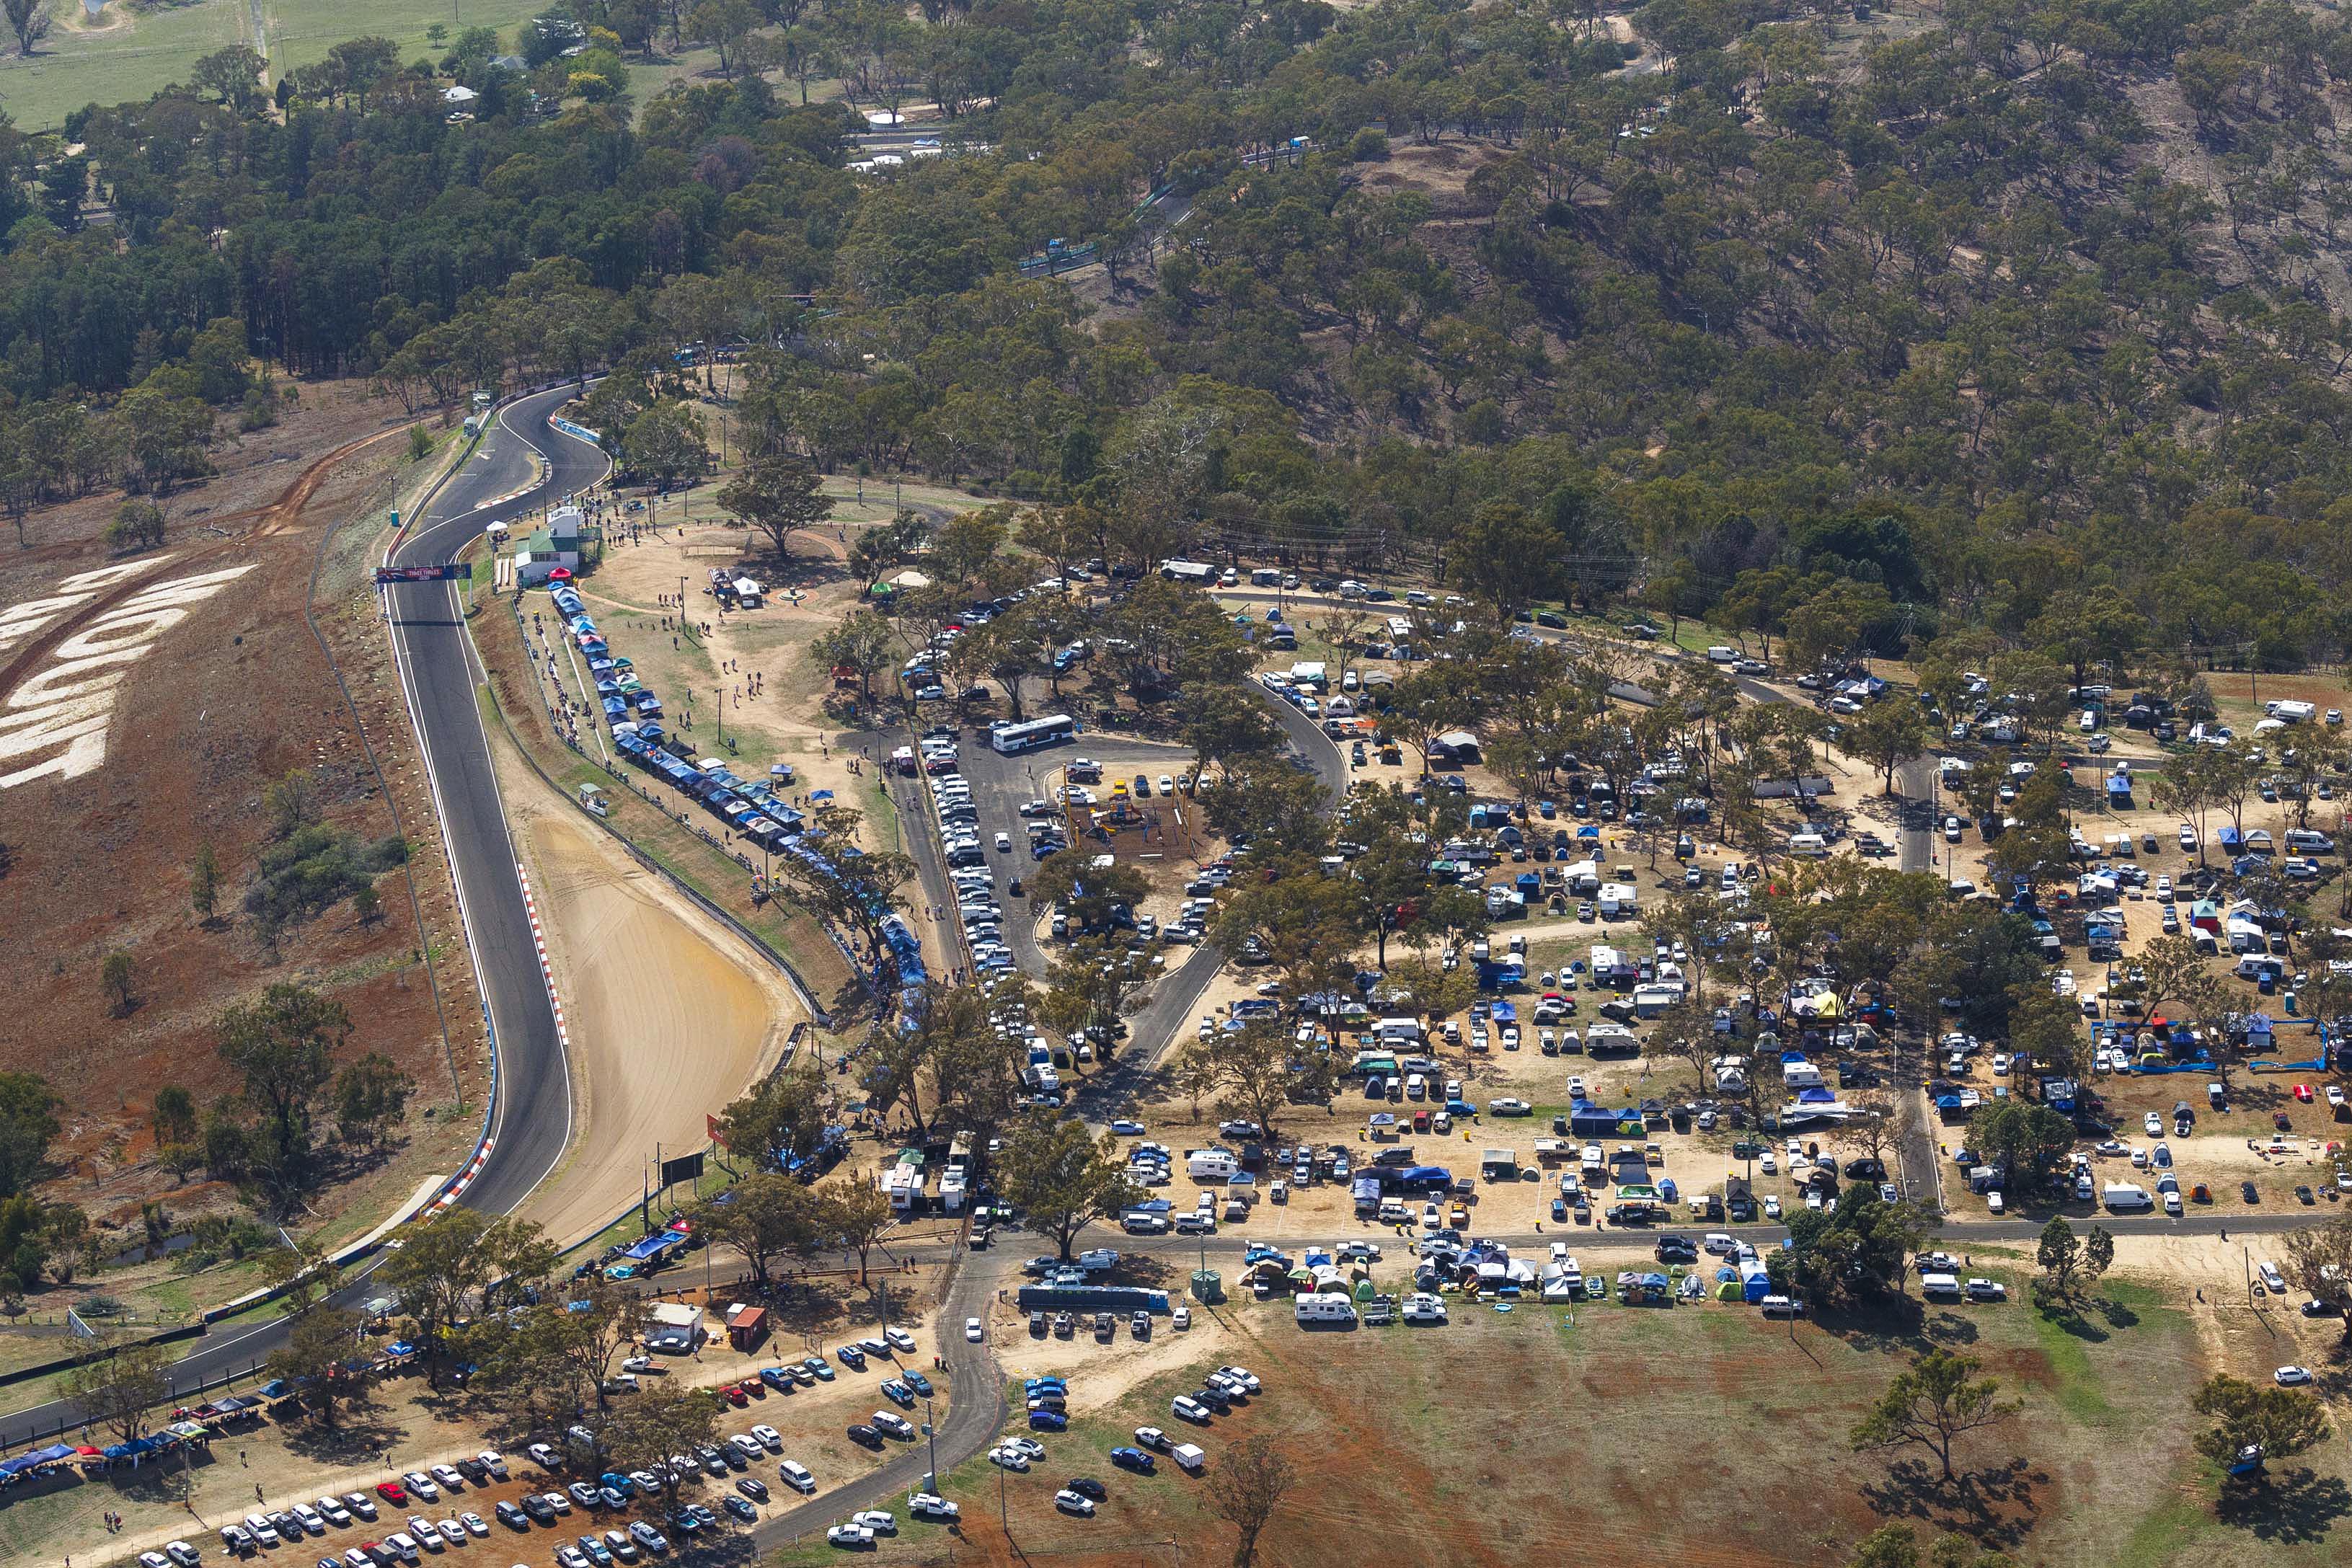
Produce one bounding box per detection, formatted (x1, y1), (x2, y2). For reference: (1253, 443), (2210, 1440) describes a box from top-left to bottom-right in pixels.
(1111, 780), (1130, 799)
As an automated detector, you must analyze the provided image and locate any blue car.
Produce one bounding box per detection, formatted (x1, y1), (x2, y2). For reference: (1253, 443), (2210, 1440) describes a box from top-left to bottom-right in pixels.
(1029, 1409), (1068, 1432)
(1110, 1447), (1155, 1474)
(904, 1370), (932, 1397)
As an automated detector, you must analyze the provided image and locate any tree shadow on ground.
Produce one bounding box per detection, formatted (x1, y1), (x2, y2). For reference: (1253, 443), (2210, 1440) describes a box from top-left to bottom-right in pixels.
(1809, 1293), (1935, 1355)
(2216, 1469), (2352, 1543)
(766, 1276), (858, 1342)
(276, 1399), (404, 1466)
(2034, 1298), (2110, 1345)
(2095, 1295), (2140, 1331)
(1860, 1456), (2043, 1553)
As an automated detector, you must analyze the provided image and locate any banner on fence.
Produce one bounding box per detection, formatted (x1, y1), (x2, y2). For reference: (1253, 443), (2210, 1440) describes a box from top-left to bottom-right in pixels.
(376, 564), (472, 583)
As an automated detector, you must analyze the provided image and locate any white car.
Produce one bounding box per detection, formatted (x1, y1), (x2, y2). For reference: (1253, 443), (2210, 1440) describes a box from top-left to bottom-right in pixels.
(403, 1474), (440, 1503)
(1172, 1395), (1213, 1423)
(1420, 1202), (1442, 1231)
(909, 1492), (959, 1520)
(852, 1510), (897, 1536)
(1764, 1195), (1782, 1219)
(1054, 1489), (1097, 1516)
(1487, 1097), (1531, 1115)
(403, 1518), (438, 1551)
(988, 1446), (1032, 1471)
(430, 1465), (465, 1492)
(1402, 1293), (1448, 1324)
(316, 1497), (351, 1527)
(1007, 1437), (1046, 1460)
(1217, 1365), (1263, 1393)
(342, 1494), (379, 1523)
(1990, 1053), (2009, 1076)
(2144, 1112), (2163, 1135)
(2180, 825), (2198, 851)
(782, 1461), (817, 1494)
(751, 1424), (782, 1448)
(995, 831), (1012, 852)
(291, 1504), (327, 1534)
(2277, 1365), (2315, 1386)
(458, 1514), (489, 1538)
(436, 1520), (466, 1546)
(1172, 1305), (1192, 1330)
(885, 1327), (917, 1353)
(965, 1316), (984, 1342)
(826, 1523), (872, 1547)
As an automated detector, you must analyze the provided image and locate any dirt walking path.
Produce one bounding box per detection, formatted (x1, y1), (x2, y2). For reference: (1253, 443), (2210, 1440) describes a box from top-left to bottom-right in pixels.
(496, 754), (801, 1246)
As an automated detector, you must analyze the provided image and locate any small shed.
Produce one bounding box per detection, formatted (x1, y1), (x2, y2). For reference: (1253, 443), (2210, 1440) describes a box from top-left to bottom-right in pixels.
(723, 1303), (768, 1351)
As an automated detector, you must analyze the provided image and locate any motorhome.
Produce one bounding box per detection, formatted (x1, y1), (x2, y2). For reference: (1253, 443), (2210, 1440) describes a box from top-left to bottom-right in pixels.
(1294, 1293), (1357, 1326)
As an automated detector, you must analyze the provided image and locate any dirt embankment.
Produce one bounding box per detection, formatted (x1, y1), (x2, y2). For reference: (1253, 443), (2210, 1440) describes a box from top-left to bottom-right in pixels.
(0, 386), (487, 1281)
(495, 769), (803, 1246)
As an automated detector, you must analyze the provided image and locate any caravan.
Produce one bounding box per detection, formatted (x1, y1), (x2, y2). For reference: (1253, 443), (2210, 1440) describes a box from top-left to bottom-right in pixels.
(1186, 1149), (1239, 1182)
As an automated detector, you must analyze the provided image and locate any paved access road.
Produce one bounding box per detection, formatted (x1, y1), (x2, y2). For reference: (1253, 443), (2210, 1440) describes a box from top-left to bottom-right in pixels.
(0, 387), (608, 1451)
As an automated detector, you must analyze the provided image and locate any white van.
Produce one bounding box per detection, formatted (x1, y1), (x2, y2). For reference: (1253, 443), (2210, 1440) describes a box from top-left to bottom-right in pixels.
(1921, 1272), (1963, 1299)
(2102, 1182), (2153, 1213)
(1787, 832), (1829, 859)
(1250, 568), (1281, 588)
(1706, 646), (1738, 664)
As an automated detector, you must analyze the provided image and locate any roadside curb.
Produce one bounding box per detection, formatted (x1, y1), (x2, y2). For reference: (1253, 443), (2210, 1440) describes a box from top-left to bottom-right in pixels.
(512, 861), (575, 1069)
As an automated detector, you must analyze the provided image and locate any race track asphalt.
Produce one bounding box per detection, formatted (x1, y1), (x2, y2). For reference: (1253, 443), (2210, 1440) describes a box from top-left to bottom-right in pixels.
(385, 384), (613, 1218)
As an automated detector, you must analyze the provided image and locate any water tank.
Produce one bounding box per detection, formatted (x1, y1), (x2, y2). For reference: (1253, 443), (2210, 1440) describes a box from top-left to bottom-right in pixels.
(1190, 1270), (1224, 1304)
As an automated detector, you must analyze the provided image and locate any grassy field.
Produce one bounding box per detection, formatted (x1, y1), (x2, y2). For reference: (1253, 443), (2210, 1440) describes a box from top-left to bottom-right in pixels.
(783, 1267), (2351, 1568)
(0, 0), (746, 131)
(0, 0), (245, 131)
(260, 0), (541, 75)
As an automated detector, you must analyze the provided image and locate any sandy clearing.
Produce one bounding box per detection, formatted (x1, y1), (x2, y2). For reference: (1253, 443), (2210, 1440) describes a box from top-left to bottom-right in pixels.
(503, 777), (800, 1246)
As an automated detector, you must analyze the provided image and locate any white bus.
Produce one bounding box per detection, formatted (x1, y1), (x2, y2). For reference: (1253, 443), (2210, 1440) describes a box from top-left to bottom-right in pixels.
(990, 714), (1076, 755)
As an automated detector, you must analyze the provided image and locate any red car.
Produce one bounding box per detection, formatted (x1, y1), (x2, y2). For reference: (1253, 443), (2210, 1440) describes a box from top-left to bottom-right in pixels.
(375, 1481), (407, 1505)
(2276, 1111), (2294, 1130)
(2294, 1084), (2315, 1103)
(720, 1385), (748, 1407)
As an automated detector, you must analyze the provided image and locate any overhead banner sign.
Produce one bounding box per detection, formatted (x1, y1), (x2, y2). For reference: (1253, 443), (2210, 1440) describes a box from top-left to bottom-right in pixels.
(375, 564), (471, 583)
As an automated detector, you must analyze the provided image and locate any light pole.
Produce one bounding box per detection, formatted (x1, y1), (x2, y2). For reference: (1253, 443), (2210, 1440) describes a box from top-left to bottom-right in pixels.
(922, 1396), (937, 1494)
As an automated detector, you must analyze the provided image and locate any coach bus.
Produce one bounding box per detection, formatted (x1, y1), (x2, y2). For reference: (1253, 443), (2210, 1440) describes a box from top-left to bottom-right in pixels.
(990, 714), (1076, 755)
